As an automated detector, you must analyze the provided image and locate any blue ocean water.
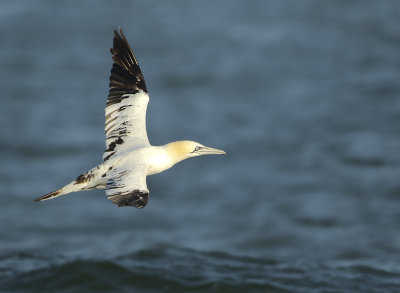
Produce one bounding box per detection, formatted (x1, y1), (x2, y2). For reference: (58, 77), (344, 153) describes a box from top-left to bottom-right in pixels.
(1, 1), (400, 292)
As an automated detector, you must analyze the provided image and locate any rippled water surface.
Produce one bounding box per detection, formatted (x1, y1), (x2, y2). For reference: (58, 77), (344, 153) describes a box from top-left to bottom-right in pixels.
(2, 1), (400, 292)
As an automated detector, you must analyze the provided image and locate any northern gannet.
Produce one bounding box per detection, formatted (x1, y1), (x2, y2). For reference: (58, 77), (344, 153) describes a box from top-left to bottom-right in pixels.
(33, 28), (225, 208)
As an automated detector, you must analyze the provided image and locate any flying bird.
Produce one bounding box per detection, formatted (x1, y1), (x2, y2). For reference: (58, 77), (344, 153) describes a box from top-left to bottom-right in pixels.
(33, 28), (225, 208)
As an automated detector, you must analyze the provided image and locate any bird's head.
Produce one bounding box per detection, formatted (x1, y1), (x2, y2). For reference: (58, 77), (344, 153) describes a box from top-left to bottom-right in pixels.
(166, 140), (226, 163)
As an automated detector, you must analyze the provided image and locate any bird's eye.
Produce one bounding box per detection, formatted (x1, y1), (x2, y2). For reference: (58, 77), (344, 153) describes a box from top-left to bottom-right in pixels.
(194, 146), (202, 152)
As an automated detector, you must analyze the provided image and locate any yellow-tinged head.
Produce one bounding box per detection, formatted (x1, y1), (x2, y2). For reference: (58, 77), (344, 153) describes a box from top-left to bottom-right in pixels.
(165, 140), (226, 164)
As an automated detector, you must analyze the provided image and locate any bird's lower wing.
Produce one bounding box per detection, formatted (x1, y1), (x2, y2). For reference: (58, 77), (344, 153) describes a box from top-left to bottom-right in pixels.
(105, 163), (149, 208)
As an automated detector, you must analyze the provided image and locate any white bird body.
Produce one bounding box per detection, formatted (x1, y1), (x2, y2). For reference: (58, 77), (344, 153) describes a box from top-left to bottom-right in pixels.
(106, 145), (175, 176)
(34, 28), (225, 208)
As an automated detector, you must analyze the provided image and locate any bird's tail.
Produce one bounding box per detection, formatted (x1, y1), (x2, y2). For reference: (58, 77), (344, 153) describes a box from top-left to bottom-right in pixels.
(33, 180), (83, 203)
(33, 164), (107, 203)
(33, 188), (64, 202)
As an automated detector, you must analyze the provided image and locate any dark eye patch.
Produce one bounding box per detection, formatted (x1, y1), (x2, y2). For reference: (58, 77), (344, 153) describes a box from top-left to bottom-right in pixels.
(194, 146), (202, 152)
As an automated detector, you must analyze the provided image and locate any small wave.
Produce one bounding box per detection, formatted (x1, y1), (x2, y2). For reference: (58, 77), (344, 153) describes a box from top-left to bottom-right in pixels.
(2, 246), (400, 292)
(1, 247), (288, 293)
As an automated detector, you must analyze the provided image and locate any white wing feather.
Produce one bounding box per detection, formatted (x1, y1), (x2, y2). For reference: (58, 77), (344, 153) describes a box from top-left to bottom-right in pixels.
(105, 163), (149, 208)
(104, 92), (149, 160)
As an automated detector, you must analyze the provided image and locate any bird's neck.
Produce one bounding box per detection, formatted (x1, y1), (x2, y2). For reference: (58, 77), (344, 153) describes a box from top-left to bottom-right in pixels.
(146, 142), (187, 176)
(163, 141), (188, 164)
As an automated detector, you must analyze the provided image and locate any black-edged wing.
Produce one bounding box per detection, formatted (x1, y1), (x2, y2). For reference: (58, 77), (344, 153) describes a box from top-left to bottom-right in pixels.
(105, 163), (149, 208)
(104, 28), (150, 162)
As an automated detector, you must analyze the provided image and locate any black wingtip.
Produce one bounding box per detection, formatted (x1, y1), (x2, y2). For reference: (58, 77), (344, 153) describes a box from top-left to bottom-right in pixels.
(109, 189), (149, 208)
(107, 26), (148, 102)
(117, 26), (125, 39)
(113, 27), (123, 40)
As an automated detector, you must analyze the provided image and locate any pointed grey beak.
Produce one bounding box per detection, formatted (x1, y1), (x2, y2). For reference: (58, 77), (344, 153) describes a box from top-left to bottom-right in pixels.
(197, 146), (226, 155)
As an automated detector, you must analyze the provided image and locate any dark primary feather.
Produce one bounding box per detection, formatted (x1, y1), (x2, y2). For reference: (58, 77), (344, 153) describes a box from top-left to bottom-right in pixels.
(106, 187), (149, 208)
(107, 28), (147, 107)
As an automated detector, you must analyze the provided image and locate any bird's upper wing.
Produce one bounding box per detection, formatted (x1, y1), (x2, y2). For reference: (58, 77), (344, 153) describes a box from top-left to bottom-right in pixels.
(105, 162), (149, 208)
(104, 28), (150, 162)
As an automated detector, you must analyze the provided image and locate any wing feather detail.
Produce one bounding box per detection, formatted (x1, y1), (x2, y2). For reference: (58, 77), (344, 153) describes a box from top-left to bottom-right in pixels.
(105, 164), (149, 208)
(104, 28), (150, 161)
